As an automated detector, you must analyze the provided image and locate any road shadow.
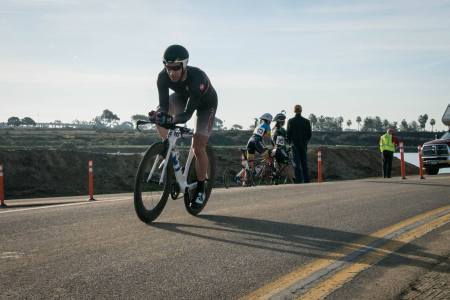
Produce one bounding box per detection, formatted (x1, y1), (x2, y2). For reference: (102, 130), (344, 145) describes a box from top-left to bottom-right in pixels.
(151, 214), (450, 274)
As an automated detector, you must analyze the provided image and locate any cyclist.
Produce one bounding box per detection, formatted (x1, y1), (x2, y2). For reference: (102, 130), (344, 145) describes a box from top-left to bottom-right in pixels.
(246, 113), (273, 174)
(272, 111), (295, 182)
(149, 45), (218, 207)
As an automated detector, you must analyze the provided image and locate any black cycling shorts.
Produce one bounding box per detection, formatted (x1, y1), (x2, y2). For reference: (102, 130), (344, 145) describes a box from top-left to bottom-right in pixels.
(247, 138), (264, 155)
(166, 93), (217, 137)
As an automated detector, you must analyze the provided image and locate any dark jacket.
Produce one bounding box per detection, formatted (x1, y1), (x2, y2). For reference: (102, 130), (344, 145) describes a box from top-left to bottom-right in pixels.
(287, 113), (312, 150)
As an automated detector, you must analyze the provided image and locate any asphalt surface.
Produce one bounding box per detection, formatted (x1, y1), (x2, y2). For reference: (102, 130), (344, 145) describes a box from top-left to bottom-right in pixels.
(1, 175), (449, 299)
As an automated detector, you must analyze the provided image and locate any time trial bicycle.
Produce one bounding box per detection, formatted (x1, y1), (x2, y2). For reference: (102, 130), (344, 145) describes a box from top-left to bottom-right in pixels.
(134, 120), (216, 223)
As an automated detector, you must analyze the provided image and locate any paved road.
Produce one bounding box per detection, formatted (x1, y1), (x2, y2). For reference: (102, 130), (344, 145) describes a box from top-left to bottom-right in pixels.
(1, 175), (449, 299)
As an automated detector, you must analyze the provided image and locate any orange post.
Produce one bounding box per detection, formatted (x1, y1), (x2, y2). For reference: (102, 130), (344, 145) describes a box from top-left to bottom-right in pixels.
(399, 142), (406, 179)
(88, 160), (96, 201)
(0, 164), (6, 208)
(418, 145), (425, 179)
(317, 150), (323, 183)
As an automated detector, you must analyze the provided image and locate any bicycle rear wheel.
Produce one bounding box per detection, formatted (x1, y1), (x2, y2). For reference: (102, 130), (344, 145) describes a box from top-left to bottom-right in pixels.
(134, 142), (173, 223)
(276, 164), (295, 184)
(184, 145), (216, 216)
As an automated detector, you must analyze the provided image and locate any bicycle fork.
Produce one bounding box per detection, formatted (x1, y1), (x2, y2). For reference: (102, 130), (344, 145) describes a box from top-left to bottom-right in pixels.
(146, 143), (198, 194)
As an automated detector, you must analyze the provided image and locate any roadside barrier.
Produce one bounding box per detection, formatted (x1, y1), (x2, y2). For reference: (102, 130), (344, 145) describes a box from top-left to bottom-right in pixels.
(88, 160), (96, 201)
(418, 145), (425, 180)
(399, 142), (406, 179)
(0, 163), (6, 208)
(317, 150), (323, 183)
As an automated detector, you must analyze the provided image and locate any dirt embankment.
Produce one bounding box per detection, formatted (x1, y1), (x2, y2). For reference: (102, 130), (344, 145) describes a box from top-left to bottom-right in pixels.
(0, 128), (441, 152)
(0, 147), (418, 199)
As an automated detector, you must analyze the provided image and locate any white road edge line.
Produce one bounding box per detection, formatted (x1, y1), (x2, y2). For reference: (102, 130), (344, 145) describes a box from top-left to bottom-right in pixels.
(0, 197), (131, 214)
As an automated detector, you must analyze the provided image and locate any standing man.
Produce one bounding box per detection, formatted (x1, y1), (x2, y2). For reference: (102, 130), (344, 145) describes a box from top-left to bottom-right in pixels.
(287, 104), (312, 183)
(149, 45), (218, 207)
(379, 128), (397, 178)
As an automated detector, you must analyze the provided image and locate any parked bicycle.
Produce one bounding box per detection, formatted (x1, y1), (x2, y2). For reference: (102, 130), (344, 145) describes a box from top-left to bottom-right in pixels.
(134, 120), (216, 223)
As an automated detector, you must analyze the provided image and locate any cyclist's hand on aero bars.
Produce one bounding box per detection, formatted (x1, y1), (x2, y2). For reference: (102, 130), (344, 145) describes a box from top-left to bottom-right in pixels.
(149, 111), (174, 128)
(148, 110), (157, 122)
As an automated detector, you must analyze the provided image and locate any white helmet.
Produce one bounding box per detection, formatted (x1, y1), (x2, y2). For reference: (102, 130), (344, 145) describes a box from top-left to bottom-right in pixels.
(259, 113), (273, 123)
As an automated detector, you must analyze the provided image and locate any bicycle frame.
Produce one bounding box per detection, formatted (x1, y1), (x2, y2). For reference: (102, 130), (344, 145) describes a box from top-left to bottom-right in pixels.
(147, 127), (197, 193)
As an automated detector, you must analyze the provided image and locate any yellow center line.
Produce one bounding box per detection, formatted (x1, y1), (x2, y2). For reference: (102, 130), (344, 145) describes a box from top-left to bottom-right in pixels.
(240, 204), (450, 300)
(299, 211), (450, 300)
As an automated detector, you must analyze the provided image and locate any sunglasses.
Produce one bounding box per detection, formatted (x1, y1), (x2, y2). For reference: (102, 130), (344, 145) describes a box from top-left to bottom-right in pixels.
(165, 64), (182, 71)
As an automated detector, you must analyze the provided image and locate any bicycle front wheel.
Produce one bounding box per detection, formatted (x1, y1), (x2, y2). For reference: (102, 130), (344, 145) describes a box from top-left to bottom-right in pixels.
(134, 142), (173, 223)
(223, 167), (242, 188)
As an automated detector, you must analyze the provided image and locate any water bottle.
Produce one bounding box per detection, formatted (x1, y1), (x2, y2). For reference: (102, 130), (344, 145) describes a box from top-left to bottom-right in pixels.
(172, 151), (181, 172)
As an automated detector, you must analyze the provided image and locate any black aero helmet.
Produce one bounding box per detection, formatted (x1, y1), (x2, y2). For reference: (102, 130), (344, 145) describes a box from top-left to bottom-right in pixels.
(163, 45), (189, 69)
(273, 110), (287, 123)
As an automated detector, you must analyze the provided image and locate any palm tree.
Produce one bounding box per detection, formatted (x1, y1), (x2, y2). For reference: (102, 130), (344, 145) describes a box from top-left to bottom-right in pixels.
(346, 119), (352, 129)
(418, 114), (428, 131)
(356, 116), (362, 131)
(430, 118), (436, 132)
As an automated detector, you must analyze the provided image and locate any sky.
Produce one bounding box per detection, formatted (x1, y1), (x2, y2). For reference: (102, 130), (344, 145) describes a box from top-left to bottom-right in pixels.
(1, 0), (450, 131)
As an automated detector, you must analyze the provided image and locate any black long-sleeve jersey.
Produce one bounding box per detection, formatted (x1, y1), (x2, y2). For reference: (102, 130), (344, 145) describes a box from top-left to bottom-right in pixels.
(157, 66), (217, 124)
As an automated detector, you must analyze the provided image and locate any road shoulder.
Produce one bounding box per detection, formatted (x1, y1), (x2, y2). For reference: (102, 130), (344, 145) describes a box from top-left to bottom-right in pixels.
(326, 222), (450, 300)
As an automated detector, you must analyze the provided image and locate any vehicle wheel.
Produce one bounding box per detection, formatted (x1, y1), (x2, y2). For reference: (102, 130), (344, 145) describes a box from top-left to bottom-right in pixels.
(425, 167), (439, 175)
(134, 142), (173, 223)
(184, 146), (216, 216)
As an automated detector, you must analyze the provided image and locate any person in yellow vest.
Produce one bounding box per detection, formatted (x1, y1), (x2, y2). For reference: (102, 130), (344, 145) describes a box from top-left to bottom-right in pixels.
(379, 128), (397, 178)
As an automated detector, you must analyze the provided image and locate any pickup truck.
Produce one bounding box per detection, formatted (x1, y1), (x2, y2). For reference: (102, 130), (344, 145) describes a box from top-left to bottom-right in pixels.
(422, 104), (450, 175)
(422, 131), (450, 175)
